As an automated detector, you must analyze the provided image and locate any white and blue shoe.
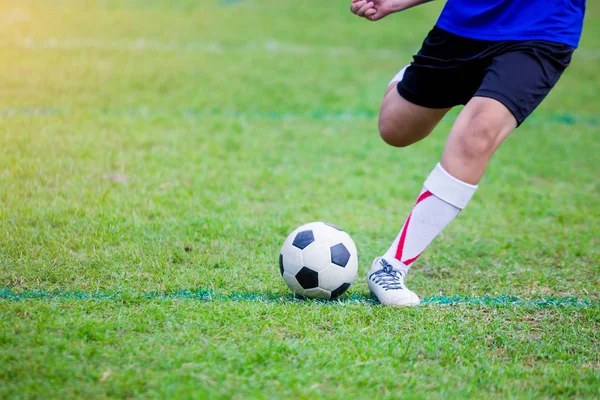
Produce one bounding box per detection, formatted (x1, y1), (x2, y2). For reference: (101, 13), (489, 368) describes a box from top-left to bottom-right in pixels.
(368, 257), (420, 306)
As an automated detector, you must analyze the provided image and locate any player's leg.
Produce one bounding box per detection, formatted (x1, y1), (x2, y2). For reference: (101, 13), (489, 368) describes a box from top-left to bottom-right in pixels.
(369, 41), (574, 306)
(369, 96), (516, 306)
(367, 29), (480, 306)
(378, 68), (451, 147)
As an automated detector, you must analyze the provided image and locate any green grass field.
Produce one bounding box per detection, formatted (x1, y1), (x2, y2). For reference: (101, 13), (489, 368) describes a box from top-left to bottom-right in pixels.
(1, 0), (599, 398)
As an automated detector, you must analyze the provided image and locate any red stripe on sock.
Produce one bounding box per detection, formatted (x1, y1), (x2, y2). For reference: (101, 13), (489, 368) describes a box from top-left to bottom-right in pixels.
(394, 213), (411, 261)
(394, 191), (432, 263)
(403, 253), (421, 266)
(415, 190), (433, 206)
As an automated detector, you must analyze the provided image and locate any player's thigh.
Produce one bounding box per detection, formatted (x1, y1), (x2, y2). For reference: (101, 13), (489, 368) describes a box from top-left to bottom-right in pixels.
(378, 85), (450, 148)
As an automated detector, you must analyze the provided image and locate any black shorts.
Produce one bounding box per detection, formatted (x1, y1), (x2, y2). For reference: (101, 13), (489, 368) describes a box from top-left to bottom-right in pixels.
(398, 26), (575, 125)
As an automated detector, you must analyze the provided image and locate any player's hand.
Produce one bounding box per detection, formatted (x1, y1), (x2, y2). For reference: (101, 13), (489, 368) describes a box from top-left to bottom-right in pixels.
(350, 0), (396, 21)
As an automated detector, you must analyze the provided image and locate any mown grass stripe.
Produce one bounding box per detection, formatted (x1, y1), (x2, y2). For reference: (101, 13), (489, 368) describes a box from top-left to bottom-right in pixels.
(0, 37), (415, 59)
(0, 107), (598, 126)
(0, 288), (595, 307)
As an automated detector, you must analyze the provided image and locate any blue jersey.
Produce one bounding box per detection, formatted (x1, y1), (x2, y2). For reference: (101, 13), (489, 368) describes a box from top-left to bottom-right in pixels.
(436, 0), (586, 48)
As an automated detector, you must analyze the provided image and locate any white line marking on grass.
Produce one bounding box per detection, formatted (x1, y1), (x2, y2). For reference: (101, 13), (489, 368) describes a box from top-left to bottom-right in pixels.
(2, 37), (413, 59)
(575, 48), (600, 60)
(0, 288), (597, 308)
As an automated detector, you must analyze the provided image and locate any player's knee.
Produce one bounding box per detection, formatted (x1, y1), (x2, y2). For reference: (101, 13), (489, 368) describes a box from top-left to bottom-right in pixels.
(456, 114), (500, 159)
(378, 116), (413, 148)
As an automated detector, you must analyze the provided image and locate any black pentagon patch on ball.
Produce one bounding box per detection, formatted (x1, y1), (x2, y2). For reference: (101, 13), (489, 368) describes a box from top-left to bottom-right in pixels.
(295, 267), (319, 289)
(331, 282), (351, 299)
(292, 230), (314, 250)
(279, 254), (284, 276)
(324, 222), (343, 231)
(330, 243), (351, 267)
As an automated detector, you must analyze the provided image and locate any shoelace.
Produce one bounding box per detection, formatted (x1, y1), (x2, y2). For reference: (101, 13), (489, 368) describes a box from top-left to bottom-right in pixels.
(369, 259), (405, 291)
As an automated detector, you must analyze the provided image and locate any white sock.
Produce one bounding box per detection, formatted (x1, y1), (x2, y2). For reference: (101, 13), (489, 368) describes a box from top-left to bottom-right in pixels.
(383, 163), (478, 274)
(389, 65), (409, 86)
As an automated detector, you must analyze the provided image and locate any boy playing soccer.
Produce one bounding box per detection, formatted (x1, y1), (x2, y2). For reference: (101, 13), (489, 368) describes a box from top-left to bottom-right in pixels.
(350, 0), (586, 306)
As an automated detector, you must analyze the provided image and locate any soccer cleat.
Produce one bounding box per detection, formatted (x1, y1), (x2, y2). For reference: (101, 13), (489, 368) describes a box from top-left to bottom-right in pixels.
(367, 257), (420, 306)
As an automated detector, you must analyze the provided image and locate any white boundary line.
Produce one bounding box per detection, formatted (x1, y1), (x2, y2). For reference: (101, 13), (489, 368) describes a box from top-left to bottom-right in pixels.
(0, 37), (415, 59)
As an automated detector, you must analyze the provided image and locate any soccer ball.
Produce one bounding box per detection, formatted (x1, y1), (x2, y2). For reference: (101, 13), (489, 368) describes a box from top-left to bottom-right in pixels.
(279, 222), (358, 299)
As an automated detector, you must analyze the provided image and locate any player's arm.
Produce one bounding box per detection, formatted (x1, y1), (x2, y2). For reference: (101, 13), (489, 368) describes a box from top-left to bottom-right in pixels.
(350, 0), (435, 21)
